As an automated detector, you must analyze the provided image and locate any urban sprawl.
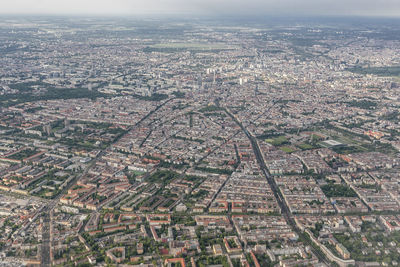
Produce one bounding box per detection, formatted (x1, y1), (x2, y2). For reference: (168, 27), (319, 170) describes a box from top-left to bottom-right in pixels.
(0, 17), (400, 267)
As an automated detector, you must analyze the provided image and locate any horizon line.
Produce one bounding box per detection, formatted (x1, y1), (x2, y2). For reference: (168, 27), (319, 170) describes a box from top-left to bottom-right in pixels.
(1, 13), (400, 19)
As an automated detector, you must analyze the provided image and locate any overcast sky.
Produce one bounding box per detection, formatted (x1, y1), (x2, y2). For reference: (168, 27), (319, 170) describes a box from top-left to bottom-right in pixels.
(1, 0), (400, 17)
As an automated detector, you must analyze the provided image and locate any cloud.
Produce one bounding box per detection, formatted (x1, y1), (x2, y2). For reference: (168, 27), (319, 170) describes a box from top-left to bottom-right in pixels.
(0, 0), (399, 17)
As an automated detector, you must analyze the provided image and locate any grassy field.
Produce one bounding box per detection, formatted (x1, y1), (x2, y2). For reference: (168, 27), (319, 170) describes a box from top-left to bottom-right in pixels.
(151, 42), (234, 50)
(297, 143), (314, 150)
(280, 146), (296, 153)
(144, 42), (237, 53)
(347, 66), (400, 77)
(265, 136), (288, 146)
(131, 170), (146, 176)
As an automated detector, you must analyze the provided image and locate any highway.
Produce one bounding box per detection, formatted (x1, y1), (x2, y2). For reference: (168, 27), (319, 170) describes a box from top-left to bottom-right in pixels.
(40, 211), (51, 267)
(39, 154), (100, 266)
(224, 108), (330, 266)
(39, 97), (173, 265)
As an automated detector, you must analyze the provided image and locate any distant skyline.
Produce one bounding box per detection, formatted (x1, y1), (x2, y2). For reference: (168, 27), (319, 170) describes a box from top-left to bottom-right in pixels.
(1, 0), (400, 17)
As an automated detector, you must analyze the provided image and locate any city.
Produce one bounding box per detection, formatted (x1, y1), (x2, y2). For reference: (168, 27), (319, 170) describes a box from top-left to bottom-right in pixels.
(0, 14), (400, 267)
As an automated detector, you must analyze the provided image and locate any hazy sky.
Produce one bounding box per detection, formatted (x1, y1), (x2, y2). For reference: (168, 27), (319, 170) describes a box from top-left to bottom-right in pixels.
(1, 0), (400, 17)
